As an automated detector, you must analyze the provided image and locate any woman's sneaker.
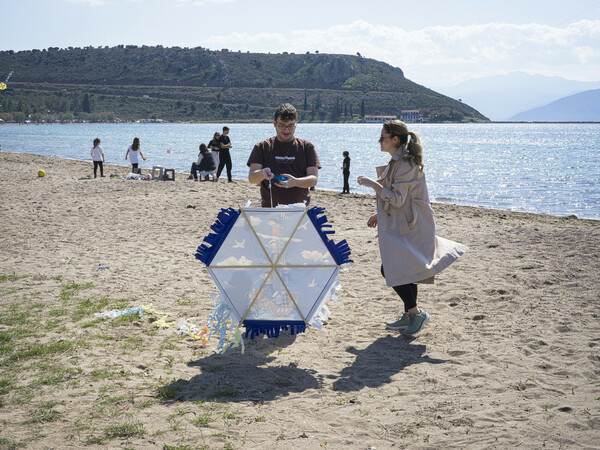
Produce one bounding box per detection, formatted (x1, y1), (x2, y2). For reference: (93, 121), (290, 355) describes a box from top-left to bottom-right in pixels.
(403, 310), (430, 335)
(386, 313), (410, 330)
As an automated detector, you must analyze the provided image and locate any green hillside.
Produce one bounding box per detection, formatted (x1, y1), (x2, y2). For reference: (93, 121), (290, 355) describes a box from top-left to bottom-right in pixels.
(0, 46), (488, 123)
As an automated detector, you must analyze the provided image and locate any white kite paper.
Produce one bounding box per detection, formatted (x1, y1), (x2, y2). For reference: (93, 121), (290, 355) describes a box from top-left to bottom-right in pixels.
(196, 205), (352, 340)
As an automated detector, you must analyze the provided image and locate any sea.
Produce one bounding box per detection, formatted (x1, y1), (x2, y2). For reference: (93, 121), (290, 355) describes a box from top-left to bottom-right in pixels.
(1, 122), (599, 220)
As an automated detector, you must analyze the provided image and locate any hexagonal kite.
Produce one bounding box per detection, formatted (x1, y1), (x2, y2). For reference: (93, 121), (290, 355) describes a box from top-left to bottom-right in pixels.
(196, 205), (352, 341)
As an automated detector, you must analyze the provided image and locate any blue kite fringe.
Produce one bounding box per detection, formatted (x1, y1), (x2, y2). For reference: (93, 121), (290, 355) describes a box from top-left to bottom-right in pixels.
(307, 206), (353, 265)
(243, 320), (307, 339)
(195, 207), (241, 266)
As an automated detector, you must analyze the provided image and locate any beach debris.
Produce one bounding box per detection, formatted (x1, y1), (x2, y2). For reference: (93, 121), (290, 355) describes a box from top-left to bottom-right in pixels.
(0, 83), (6, 91)
(97, 265), (109, 271)
(94, 303), (169, 321)
(195, 204), (352, 347)
(37, 170), (46, 177)
(125, 172), (151, 180)
(177, 318), (208, 344)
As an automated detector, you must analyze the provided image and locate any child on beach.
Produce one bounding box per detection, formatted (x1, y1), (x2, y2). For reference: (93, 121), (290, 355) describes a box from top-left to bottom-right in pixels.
(357, 120), (467, 335)
(125, 137), (146, 174)
(188, 143), (216, 181)
(91, 138), (105, 178)
(341, 151), (350, 194)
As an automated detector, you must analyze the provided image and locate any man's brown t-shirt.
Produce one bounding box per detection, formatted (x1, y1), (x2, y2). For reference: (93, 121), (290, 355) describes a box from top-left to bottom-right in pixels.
(247, 136), (319, 207)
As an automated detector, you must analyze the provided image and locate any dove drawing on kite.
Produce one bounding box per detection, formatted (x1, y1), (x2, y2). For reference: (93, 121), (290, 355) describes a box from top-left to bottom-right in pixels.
(195, 205), (352, 344)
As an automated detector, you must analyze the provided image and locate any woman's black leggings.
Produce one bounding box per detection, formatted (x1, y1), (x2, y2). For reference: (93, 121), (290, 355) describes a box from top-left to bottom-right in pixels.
(381, 265), (417, 311)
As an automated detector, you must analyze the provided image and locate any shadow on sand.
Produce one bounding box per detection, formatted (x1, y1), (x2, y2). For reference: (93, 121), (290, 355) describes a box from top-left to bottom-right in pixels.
(332, 335), (448, 392)
(160, 332), (448, 404)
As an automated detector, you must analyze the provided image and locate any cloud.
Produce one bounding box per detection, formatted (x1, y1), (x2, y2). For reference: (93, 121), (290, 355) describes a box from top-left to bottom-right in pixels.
(203, 19), (600, 86)
(176, 0), (234, 4)
(67, 0), (106, 5)
(301, 250), (331, 263)
(216, 255), (253, 266)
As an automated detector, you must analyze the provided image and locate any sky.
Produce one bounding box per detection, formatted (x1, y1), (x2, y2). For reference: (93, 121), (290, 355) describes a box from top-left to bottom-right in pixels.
(1, 0), (599, 88)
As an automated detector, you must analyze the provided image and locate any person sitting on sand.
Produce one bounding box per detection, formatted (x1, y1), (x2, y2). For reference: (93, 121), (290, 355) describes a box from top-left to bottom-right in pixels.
(91, 137), (105, 178)
(357, 120), (468, 336)
(247, 103), (319, 207)
(188, 143), (216, 181)
(125, 137), (146, 174)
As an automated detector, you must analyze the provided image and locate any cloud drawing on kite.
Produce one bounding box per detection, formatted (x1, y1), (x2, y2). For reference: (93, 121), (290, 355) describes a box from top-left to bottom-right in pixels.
(196, 205), (352, 340)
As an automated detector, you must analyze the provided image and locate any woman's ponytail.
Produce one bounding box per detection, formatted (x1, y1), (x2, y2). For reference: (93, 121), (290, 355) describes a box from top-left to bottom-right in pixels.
(406, 131), (424, 170)
(384, 120), (425, 170)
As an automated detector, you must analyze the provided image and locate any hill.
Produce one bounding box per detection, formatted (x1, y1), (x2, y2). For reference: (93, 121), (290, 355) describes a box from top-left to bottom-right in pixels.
(435, 72), (600, 121)
(509, 89), (600, 122)
(0, 46), (487, 123)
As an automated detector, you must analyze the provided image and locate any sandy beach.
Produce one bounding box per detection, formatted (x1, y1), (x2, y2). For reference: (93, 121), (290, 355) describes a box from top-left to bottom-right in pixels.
(0, 151), (599, 449)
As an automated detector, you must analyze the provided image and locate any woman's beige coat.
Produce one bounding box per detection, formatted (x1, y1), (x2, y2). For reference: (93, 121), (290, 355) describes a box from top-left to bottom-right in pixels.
(376, 149), (467, 287)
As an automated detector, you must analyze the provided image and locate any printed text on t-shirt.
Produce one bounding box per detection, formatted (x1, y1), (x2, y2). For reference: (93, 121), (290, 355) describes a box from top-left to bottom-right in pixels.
(275, 156), (296, 164)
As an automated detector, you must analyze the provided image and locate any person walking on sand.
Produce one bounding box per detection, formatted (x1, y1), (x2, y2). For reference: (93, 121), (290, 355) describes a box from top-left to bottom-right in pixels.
(247, 103), (319, 207)
(91, 137), (105, 178)
(341, 151), (350, 194)
(208, 131), (221, 181)
(125, 137), (146, 174)
(357, 120), (468, 336)
(216, 126), (233, 182)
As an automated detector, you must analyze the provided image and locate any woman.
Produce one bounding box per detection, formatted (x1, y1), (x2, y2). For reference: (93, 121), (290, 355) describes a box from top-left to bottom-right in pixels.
(357, 120), (467, 335)
(208, 132), (221, 181)
(125, 137), (146, 174)
(90, 137), (105, 178)
(189, 143), (216, 181)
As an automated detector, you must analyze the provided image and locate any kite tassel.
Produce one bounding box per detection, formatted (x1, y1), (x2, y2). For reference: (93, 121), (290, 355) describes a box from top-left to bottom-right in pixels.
(242, 320), (306, 340)
(195, 207), (240, 265)
(307, 206), (353, 266)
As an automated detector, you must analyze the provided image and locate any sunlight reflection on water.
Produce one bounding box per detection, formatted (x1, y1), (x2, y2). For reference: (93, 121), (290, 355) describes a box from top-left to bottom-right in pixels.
(1, 122), (598, 219)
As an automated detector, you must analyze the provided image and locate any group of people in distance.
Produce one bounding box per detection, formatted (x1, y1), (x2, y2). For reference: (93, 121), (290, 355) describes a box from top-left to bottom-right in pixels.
(90, 136), (147, 178)
(189, 126), (233, 182)
(89, 102), (467, 336)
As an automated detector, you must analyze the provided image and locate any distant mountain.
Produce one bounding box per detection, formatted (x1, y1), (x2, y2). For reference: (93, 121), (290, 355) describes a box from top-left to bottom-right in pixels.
(509, 89), (600, 122)
(434, 72), (600, 121)
(0, 46), (487, 123)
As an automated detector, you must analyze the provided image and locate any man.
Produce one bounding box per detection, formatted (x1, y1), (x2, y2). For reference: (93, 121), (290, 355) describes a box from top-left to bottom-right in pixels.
(216, 126), (233, 182)
(248, 103), (319, 207)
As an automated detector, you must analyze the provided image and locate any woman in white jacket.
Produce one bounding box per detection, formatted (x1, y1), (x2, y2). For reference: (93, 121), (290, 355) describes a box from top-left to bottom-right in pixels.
(357, 120), (467, 335)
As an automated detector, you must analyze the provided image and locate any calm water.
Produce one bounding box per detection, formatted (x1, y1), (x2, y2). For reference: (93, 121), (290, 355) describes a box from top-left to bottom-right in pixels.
(1, 123), (599, 220)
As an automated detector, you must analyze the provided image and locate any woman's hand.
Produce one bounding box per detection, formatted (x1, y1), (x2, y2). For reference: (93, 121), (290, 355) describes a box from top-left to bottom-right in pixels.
(358, 176), (383, 196)
(357, 175), (375, 189)
(367, 213), (378, 228)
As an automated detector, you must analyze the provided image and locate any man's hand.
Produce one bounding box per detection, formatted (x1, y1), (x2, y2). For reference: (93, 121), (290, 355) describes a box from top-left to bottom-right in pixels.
(262, 167), (273, 181)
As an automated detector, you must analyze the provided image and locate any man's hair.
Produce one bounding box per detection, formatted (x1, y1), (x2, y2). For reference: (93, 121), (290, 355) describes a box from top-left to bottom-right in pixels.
(222, 126), (229, 132)
(273, 103), (297, 122)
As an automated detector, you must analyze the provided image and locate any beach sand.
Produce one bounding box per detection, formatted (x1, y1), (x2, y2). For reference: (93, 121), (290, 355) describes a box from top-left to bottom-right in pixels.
(0, 151), (599, 449)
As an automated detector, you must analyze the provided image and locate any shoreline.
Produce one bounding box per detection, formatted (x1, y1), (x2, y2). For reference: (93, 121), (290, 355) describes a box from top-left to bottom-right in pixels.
(1, 151), (599, 448)
(1, 149), (597, 222)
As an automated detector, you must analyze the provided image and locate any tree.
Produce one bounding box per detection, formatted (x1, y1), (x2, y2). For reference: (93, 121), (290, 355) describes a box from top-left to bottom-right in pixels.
(360, 99), (365, 117)
(304, 91), (308, 111)
(83, 93), (91, 113)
